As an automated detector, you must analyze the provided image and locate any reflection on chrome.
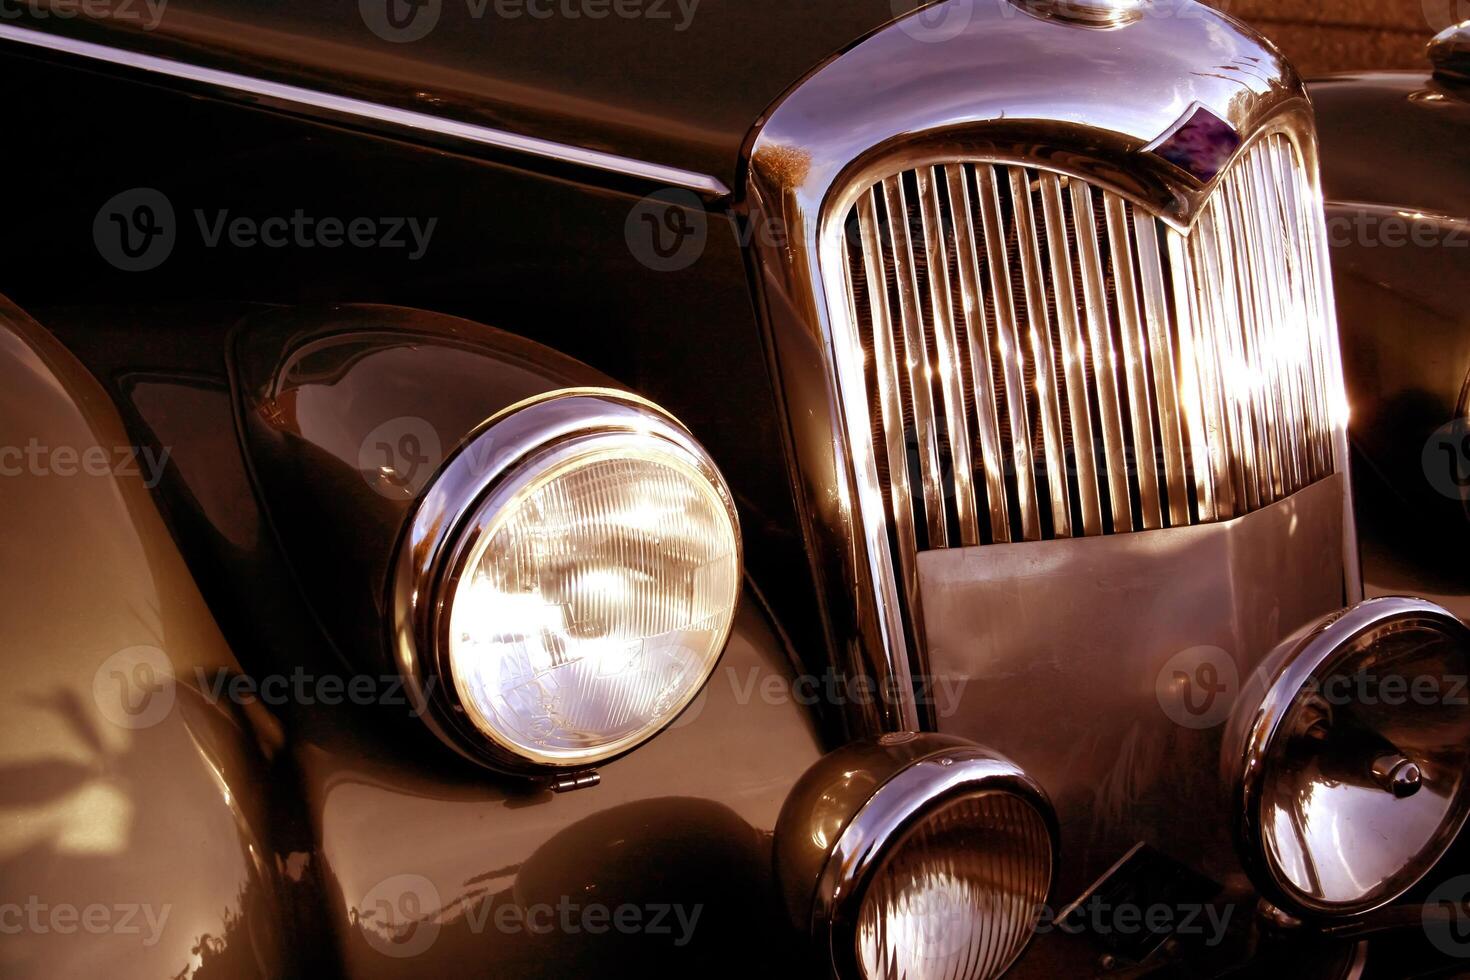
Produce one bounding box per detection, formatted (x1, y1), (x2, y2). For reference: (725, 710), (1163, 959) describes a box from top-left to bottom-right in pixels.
(1237, 597), (1470, 915)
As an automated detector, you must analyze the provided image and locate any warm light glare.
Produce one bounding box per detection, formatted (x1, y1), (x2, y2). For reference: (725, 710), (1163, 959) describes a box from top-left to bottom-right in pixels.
(447, 442), (739, 764)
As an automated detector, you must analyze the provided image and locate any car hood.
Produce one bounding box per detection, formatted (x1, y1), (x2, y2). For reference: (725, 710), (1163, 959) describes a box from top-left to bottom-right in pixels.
(9, 0), (907, 192)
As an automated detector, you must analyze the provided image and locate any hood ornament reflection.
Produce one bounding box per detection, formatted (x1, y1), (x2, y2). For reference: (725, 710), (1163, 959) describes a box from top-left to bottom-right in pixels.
(1145, 104), (1244, 184)
(1007, 0), (1145, 28)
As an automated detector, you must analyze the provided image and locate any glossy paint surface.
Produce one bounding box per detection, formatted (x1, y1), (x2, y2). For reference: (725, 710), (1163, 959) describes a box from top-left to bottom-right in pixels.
(0, 0), (904, 189)
(1310, 72), (1470, 615)
(0, 298), (297, 978)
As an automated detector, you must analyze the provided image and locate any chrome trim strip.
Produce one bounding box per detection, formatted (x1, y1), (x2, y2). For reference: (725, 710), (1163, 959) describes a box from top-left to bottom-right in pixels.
(0, 23), (732, 199)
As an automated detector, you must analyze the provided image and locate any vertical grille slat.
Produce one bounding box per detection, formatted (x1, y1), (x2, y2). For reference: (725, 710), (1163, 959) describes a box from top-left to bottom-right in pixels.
(976, 164), (1043, 542)
(854, 192), (921, 583)
(835, 134), (1338, 562)
(917, 167), (981, 546)
(1104, 192), (1163, 530)
(1009, 167), (1073, 538)
(1132, 212), (1192, 526)
(945, 164), (1012, 545)
(1071, 181), (1134, 533)
(880, 176), (949, 549)
(1039, 173), (1104, 536)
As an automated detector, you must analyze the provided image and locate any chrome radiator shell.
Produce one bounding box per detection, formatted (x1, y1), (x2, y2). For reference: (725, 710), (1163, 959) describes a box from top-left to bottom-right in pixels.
(745, 0), (1360, 737)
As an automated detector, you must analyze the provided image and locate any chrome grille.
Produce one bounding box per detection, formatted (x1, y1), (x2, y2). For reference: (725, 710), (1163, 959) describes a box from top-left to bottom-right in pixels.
(836, 134), (1337, 569)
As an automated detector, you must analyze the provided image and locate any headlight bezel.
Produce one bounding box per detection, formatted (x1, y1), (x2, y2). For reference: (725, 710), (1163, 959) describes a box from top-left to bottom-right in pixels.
(775, 734), (1058, 980)
(389, 387), (742, 773)
(1234, 597), (1470, 918)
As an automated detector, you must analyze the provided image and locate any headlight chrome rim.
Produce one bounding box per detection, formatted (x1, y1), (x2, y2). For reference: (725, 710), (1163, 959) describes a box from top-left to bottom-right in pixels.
(803, 739), (1057, 980)
(1236, 597), (1470, 917)
(390, 387), (742, 772)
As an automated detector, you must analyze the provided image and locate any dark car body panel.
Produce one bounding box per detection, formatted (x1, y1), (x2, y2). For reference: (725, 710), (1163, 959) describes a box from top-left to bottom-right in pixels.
(3, 0), (905, 190)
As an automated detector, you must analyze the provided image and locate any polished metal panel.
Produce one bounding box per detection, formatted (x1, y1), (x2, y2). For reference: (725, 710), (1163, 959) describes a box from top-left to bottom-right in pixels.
(920, 476), (1346, 900)
(746, 0), (1361, 735)
(1231, 597), (1470, 917)
(837, 136), (1339, 578)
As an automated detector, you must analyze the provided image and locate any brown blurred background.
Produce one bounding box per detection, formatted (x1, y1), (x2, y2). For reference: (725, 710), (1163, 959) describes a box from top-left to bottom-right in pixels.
(1206, 0), (1457, 76)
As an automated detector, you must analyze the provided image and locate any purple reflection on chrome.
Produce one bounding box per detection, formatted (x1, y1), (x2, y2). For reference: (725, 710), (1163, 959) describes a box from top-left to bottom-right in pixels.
(1149, 107), (1242, 182)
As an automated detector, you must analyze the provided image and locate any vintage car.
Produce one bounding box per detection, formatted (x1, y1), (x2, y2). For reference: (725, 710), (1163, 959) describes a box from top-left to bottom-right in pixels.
(3, 0), (1470, 977)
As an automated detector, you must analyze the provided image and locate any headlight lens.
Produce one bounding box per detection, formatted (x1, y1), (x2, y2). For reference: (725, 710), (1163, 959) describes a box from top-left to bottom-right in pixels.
(448, 437), (740, 764)
(1237, 598), (1470, 915)
(855, 792), (1051, 980)
(393, 389), (741, 770)
(774, 735), (1055, 980)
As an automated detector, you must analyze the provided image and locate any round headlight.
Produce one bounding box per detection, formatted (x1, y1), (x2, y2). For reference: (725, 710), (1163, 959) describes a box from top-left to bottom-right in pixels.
(392, 388), (741, 770)
(1233, 597), (1470, 916)
(854, 790), (1051, 980)
(775, 734), (1056, 980)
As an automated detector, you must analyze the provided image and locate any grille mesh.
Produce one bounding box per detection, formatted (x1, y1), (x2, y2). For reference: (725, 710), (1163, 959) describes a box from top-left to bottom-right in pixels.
(837, 134), (1336, 569)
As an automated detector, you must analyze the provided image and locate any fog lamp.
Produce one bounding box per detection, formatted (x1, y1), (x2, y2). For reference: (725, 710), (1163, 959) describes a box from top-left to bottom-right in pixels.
(392, 389), (740, 770)
(1232, 597), (1470, 916)
(775, 734), (1056, 980)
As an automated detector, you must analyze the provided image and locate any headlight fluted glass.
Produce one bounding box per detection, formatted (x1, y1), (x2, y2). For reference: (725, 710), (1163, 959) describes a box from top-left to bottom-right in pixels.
(855, 792), (1052, 980)
(392, 389), (742, 770)
(447, 439), (740, 764)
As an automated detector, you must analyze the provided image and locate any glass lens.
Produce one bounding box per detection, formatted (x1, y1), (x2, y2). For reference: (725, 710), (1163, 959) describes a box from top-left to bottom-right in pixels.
(1262, 622), (1470, 910)
(447, 441), (739, 764)
(856, 792), (1051, 980)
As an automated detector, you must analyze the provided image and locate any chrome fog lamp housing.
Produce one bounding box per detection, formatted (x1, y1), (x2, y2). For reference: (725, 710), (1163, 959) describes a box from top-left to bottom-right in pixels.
(391, 388), (741, 771)
(776, 734), (1057, 980)
(1231, 597), (1470, 917)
